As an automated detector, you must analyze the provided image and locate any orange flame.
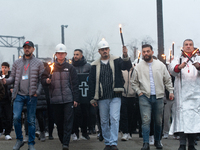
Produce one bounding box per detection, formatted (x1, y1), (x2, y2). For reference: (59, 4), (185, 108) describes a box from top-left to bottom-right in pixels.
(138, 51), (141, 59)
(161, 54), (166, 60)
(49, 63), (55, 74)
(192, 48), (199, 55)
(102, 38), (105, 41)
(19, 56), (21, 59)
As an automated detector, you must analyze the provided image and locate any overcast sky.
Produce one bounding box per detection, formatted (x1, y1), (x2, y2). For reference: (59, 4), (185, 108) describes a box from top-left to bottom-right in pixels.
(1, 0), (200, 64)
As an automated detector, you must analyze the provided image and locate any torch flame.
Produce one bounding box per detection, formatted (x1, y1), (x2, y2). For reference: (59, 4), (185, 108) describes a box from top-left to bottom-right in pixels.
(161, 54), (166, 60)
(19, 56), (21, 59)
(119, 24), (122, 28)
(49, 63), (55, 74)
(137, 51), (141, 58)
(192, 48), (199, 55)
(102, 38), (105, 41)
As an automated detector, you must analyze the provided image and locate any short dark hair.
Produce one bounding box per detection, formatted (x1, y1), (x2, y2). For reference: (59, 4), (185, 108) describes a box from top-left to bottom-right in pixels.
(142, 44), (153, 51)
(1, 62), (10, 68)
(183, 39), (194, 46)
(74, 49), (83, 54)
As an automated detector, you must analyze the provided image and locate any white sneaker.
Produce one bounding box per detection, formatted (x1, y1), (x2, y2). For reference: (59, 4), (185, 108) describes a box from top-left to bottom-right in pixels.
(149, 135), (154, 145)
(71, 133), (78, 141)
(163, 133), (169, 139)
(23, 135), (28, 142)
(35, 131), (40, 138)
(128, 133), (132, 140)
(45, 132), (49, 137)
(5, 135), (12, 140)
(121, 133), (129, 141)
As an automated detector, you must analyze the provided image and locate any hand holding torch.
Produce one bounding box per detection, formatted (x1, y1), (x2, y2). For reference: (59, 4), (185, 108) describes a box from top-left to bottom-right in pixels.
(119, 24), (124, 46)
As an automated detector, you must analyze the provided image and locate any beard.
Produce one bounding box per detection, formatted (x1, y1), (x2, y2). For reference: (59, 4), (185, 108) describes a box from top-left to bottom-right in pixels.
(25, 53), (32, 57)
(143, 55), (152, 62)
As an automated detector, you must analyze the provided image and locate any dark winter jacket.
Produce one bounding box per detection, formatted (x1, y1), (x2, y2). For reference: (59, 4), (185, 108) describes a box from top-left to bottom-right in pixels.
(6, 55), (44, 100)
(36, 87), (47, 110)
(41, 59), (79, 104)
(88, 55), (132, 104)
(0, 81), (5, 101)
(72, 56), (91, 73)
(0, 71), (12, 103)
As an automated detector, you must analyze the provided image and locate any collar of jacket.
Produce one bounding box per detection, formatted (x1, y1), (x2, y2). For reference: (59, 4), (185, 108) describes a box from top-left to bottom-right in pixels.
(91, 55), (119, 100)
(72, 56), (87, 67)
(23, 54), (35, 60)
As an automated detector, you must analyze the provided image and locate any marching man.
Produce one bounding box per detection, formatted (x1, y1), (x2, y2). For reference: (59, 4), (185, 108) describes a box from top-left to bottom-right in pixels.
(169, 39), (200, 150)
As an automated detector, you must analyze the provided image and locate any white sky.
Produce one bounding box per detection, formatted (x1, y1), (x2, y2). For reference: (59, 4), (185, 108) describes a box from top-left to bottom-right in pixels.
(1, 0), (200, 65)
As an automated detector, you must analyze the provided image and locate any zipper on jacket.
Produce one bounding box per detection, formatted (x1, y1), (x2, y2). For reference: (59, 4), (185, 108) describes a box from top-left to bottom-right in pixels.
(60, 72), (63, 103)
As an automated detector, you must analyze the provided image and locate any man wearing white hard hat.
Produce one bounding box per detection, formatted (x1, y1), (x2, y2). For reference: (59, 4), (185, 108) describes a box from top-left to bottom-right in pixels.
(88, 39), (132, 150)
(41, 43), (79, 150)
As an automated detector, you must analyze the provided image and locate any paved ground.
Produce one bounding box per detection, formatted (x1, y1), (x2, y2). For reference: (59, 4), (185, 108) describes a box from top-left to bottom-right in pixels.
(0, 130), (199, 150)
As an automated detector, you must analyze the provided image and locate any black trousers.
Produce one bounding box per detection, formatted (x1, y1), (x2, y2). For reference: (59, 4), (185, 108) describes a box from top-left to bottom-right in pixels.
(53, 103), (74, 146)
(72, 103), (90, 135)
(0, 102), (12, 135)
(36, 110), (46, 132)
(120, 96), (135, 134)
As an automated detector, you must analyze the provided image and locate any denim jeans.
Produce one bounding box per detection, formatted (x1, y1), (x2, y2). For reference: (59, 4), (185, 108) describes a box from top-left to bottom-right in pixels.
(139, 95), (163, 143)
(98, 97), (121, 146)
(13, 94), (37, 145)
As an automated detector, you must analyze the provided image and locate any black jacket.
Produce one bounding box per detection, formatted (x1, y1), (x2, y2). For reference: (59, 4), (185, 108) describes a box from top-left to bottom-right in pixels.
(41, 59), (79, 104)
(72, 56), (91, 73)
(0, 71), (12, 103)
(88, 55), (132, 102)
(0, 81), (5, 101)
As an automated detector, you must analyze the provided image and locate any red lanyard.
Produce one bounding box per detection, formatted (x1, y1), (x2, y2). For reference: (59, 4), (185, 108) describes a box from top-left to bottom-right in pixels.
(24, 64), (30, 74)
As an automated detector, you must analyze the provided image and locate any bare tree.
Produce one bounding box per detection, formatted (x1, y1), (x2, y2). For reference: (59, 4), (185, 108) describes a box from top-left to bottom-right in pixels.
(82, 34), (102, 62)
(141, 36), (154, 45)
(128, 39), (138, 62)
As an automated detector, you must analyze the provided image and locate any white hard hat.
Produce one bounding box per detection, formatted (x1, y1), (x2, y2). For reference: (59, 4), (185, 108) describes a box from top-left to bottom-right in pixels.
(55, 43), (67, 53)
(98, 40), (109, 50)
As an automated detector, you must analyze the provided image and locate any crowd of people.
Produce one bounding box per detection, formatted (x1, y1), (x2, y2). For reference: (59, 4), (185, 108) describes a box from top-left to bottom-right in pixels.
(0, 39), (199, 150)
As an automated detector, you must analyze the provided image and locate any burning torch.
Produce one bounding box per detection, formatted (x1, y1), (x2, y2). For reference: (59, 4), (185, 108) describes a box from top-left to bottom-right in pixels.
(49, 63), (55, 79)
(137, 51), (141, 64)
(161, 54), (166, 60)
(119, 24), (124, 46)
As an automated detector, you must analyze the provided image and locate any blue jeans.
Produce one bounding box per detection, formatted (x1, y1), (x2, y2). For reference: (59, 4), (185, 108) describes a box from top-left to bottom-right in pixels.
(98, 97), (121, 146)
(139, 95), (164, 143)
(13, 94), (37, 145)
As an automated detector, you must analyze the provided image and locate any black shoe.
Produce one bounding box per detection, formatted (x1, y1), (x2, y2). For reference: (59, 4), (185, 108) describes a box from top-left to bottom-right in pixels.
(104, 145), (111, 150)
(81, 133), (90, 140)
(99, 133), (104, 142)
(62, 145), (69, 150)
(141, 143), (150, 150)
(110, 145), (119, 150)
(49, 136), (54, 140)
(178, 145), (186, 150)
(188, 145), (197, 150)
(154, 141), (163, 149)
(194, 140), (197, 145)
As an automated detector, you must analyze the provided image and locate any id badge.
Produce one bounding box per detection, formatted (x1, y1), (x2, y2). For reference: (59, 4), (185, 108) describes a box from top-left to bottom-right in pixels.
(22, 75), (28, 80)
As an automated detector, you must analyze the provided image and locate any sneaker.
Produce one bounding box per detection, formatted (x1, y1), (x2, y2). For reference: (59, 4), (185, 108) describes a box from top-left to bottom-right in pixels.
(49, 135), (54, 140)
(81, 133), (90, 140)
(5, 135), (12, 140)
(128, 133), (132, 140)
(149, 135), (154, 145)
(62, 145), (69, 150)
(45, 131), (49, 137)
(35, 131), (40, 138)
(23, 135), (28, 142)
(71, 133), (78, 141)
(121, 133), (129, 141)
(40, 131), (46, 142)
(13, 140), (24, 150)
(163, 133), (169, 139)
(28, 145), (36, 150)
(111, 145), (119, 150)
(104, 145), (111, 150)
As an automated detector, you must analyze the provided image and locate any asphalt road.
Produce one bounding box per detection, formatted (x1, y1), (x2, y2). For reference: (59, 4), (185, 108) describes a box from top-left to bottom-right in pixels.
(0, 130), (199, 150)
